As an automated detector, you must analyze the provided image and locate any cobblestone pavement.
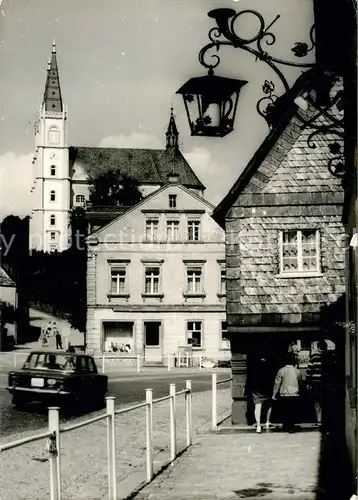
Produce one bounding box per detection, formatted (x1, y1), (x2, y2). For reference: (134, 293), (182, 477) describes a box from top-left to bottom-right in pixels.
(134, 430), (321, 500)
(0, 387), (231, 500)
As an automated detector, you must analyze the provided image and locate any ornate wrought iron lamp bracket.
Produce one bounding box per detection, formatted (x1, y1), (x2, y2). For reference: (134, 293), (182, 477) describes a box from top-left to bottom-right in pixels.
(196, 8), (345, 181)
(198, 8), (315, 120)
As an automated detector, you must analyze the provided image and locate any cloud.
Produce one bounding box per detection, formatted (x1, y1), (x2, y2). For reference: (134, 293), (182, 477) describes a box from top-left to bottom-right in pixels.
(0, 152), (33, 220)
(183, 147), (229, 206)
(99, 133), (163, 149)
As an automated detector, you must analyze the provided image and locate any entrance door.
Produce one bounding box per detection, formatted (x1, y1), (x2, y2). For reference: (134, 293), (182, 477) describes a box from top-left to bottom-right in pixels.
(144, 322), (162, 363)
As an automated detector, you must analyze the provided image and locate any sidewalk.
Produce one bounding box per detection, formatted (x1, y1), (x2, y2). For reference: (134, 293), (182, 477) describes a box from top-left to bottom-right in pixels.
(133, 429), (321, 500)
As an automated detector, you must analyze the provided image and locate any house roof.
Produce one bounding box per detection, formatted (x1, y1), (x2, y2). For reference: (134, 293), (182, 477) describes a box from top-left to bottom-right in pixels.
(0, 267), (16, 288)
(212, 68), (343, 228)
(69, 147), (205, 191)
(86, 181), (215, 239)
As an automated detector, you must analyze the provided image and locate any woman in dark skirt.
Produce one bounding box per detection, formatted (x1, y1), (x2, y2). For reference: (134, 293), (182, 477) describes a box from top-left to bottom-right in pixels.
(245, 356), (275, 433)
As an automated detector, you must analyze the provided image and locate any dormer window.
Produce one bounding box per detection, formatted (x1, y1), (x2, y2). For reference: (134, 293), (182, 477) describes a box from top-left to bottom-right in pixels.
(75, 194), (86, 205)
(50, 165), (56, 176)
(50, 190), (56, 202)
(169, 194), (177, 208)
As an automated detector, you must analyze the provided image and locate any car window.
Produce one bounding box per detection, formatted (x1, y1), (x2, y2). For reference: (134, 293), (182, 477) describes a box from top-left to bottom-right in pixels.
(23, 353), (77, 372)
(77, 356), (89, 372)
(88, 358), (97, 373)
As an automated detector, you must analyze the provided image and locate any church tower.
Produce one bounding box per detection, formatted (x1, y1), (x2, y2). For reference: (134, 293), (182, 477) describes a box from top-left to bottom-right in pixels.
(29, 40), (71, 253)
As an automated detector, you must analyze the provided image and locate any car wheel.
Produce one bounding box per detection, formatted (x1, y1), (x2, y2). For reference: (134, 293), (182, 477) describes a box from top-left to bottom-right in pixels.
(12, 394), (27, 409)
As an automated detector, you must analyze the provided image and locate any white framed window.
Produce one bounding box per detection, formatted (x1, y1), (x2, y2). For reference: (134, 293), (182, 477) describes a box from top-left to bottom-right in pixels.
(166, 220), (179, 241)
(50, 190), (56, 202)
(50, 232), (56, 240)
(75, 194), (85, 204)
(187, 321), (202, 348)
(169, 194), (177, 208)
(50, 214), (56, 226)
(186, 265), (203, 294)
(187, 220), (200, 241)
(50, 165), (56, 176)
(110, 266), (127, 295)
(48, 127), (59, 145)
(221, 321), (230, 350)
(279, 229), (320, 275)
(219, 263), (226, 295)
(49, 244), (58, 253)
(145, 219), (159, 242)
(144, 266), (160, 294)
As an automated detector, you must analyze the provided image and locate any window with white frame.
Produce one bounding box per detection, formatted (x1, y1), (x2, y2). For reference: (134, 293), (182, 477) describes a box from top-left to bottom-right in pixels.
(144, 266), (160, 294)
(50, 214), (56, 226)
(221, 321), (230, 349)
(110, 266), (127, 295)
(279, 229), (320, 274)
(187, 220), (200, 241)
(145, 219), (159, 242)
(50, 232), (56, 240)
(187, 321), (202, 348)
(166, 219), (179, 241)
(50, 190), (56, 202)
(48, 127), (59, 145)
(219, 263), (226, 294)
(50, 165), (56, 176)
(186, 265), (203, 294)
(75, 194), (85, 204)
(169, 194), (177, 208)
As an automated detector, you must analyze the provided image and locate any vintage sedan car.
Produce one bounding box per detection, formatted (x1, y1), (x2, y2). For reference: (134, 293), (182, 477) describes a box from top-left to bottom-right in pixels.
(7, 351), (108, 410)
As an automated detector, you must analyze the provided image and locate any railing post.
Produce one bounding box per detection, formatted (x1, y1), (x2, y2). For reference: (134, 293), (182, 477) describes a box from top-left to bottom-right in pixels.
(145, 388), (153, 482)
(48, 406), (61, 500)
(102, 354), (105, 374)
(137, 354), (141, 373)
(169, 383), (177, 461)
(167, 353), (171, 372)
(106, 397), (117, 500)
(212, 373), (217, 429)
(185, 380), (193, 447)
(199, 354), (202, 371)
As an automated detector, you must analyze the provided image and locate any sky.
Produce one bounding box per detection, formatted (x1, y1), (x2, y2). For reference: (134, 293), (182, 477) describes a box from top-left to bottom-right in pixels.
(0, 0), (314, 219)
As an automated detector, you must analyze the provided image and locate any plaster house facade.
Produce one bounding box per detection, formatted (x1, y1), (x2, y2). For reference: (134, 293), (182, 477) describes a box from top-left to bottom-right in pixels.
(85, 180), (228, 364)
(212, 70), (346, 424)
(29, 41), (205, 252)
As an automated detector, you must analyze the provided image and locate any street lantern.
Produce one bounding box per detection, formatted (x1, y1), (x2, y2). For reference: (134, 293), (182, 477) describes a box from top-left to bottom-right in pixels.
(176, 72), (247, 137)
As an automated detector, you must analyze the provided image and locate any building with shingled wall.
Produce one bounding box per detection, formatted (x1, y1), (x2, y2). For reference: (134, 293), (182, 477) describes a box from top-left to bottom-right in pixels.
(212, 69), (346, 425)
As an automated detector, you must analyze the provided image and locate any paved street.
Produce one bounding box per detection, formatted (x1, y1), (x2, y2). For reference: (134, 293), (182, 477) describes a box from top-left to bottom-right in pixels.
(0, 370), (230, 439)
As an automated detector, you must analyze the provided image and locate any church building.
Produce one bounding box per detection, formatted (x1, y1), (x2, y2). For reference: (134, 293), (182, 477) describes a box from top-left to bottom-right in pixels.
(29, 41), (205, 252)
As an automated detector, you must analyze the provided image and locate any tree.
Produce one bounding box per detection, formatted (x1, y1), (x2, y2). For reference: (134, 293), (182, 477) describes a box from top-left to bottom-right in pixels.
(88, 169), (143, 207)
(70, 206), (87, 250)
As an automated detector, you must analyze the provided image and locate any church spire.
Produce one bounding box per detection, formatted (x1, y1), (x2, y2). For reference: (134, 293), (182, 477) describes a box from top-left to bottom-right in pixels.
(43, 38), (63, 112)
(165, 107), (179, 149)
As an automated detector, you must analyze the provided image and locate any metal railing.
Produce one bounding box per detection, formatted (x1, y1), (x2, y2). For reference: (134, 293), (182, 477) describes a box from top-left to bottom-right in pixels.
(211, 373), (232, 429)
(0, 381), (193, 500)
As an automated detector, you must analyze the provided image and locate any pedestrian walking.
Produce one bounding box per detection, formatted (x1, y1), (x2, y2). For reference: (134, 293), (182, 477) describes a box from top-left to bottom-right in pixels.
(244, 355), (275, 434)
(54, 323), (63, 350)
(272, 353), (302, 433)
(306, 339), (328, 428)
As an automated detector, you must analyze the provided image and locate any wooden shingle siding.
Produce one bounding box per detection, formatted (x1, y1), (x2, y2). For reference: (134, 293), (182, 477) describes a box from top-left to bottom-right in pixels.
(225, 81), (346, 330)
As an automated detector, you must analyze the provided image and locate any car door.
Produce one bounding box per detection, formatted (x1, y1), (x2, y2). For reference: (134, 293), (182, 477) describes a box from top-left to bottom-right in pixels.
(75, 356), (91, 400)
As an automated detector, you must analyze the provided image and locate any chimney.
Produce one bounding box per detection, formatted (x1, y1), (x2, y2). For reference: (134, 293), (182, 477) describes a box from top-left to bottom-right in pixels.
(167, 172), (180, 183)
